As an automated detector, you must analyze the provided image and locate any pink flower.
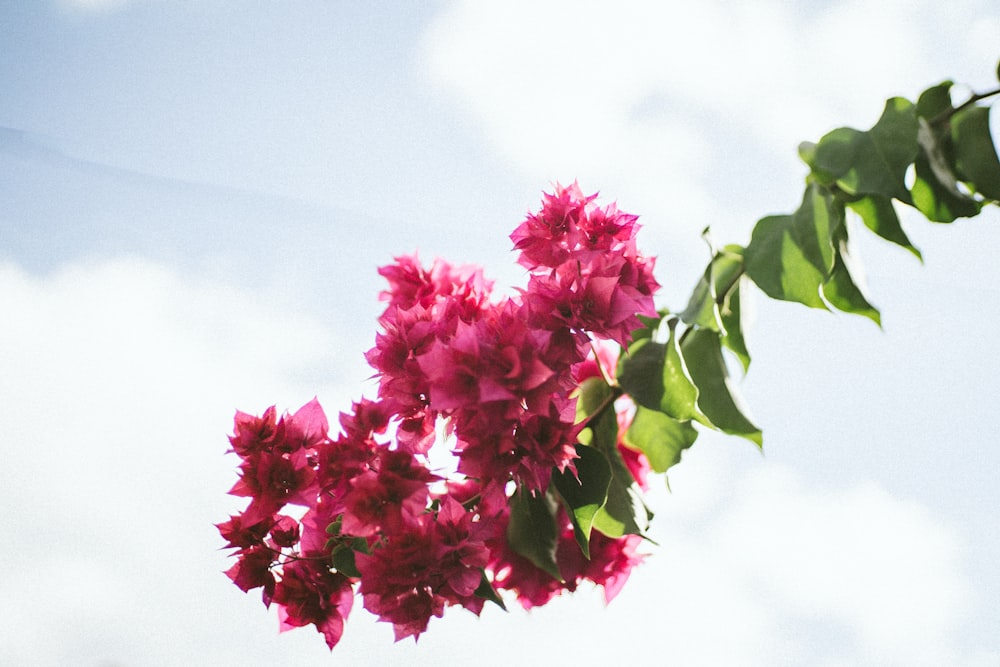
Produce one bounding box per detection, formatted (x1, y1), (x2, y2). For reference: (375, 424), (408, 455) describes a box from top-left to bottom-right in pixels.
(272, 560), (355, 650)
(526, 251), (658, 346)
(340, 448), (437, 537)
(221, 184), (663, 652)
(356, 518), (443, 641)
(229, 405), (283, 458)
(269, 515), (301, 548)
(510, 182), (595, 269)
(282, 397), (330, 452)
(377, 254), (493, 319)
(216, 513), (272, 550)
(224, 545), (275, 599)
(231, 448), (316, 526)
(431, 496), (491, 603)
(579, 532), (645, 604)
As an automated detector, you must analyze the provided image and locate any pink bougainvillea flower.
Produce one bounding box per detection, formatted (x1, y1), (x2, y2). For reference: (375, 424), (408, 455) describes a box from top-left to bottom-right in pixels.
(273, 560), (355, 650)
(234, 447), (317, 526)
(269, 514), (301, 548)
(579, 531), (646, 604)
(229, 405), (283, 458)
(340, 448), (437, 537)
(430, 495), (491, 603)
(216, 513), (272, 550)
(224, 545), (275, 598)
(281, 397), (330, 452)
(355, 518), (444, 641)
(221, 184), (659, 652)
(510, 181), (595, 269)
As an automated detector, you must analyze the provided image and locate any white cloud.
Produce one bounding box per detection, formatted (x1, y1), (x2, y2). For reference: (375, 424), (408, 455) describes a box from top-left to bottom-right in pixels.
(706, 466), (969, 663)
(420, 0), (999, 246)
(0, 258), (349, 665)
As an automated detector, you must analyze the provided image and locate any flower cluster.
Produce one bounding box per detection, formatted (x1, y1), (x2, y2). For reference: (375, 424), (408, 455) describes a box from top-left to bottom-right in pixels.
(220, 183), (660, 650)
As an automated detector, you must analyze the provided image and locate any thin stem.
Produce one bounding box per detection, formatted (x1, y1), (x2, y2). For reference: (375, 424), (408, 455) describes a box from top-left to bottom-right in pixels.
(931, 85), (1000, 126)
(576, 385), (622, 430)
(588, 339), (616, 386)
(257, 541), (335, 568)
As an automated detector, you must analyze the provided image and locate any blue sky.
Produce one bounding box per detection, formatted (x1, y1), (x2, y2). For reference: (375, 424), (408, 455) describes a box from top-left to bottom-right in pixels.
(2, 2), (999, 665)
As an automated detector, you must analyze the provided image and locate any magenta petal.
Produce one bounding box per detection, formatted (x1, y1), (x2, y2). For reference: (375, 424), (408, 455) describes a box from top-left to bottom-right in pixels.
(287, 397), (330, 447)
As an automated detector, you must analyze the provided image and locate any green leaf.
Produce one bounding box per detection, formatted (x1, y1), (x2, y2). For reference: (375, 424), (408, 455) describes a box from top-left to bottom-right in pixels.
(661, 319), (707, 424)
(679, 245), (745, 333)
(811, 97), (918, 203)
(590, 459), (649, 539)
(474, 571), (507, 610)
(742, 184), (839, 309)
(719, 278), (751, 372)
(915, 81), (953, 119)
(679, 328), (762, 446)
(617, 337), (667, 412)
(821, 239), (881, 326)
(332, 544), (361, 578)
(622, 405), (698, 473)
(911, 83), (984, 221)
(847, 194), (922, 259)
(744, 213), (828, 310)
(551, 443), (613, 558)
(581, 390), (648, 539)
(911, 149), (982, 222)
(575, 376), (615, 424)
(506, 485), (562, 581)
(792, 183), (838, 275)
(952, 105), (1000, 200)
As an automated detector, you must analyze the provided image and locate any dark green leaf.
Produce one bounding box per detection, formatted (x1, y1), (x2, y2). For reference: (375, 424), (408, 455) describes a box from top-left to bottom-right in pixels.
(953, 105), (1000, 200)
(915, 81), (953, 119)
(506, 485), (562, 581)
(332, 545), (361, 578)
(474, 571), (507, 610)
(622, 405), (698, 473)
(679, 328), (762, 446)
(847, 194), (922, 259)
(551, 443), (613, 558)
(617, 337), (667, 412)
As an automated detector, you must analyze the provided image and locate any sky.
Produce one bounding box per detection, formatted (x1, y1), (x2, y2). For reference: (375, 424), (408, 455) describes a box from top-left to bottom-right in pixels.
(1, 1), (999, 665)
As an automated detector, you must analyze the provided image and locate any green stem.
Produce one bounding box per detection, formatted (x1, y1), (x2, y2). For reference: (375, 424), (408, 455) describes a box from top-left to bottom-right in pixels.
(931, 85), (1000, 125)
